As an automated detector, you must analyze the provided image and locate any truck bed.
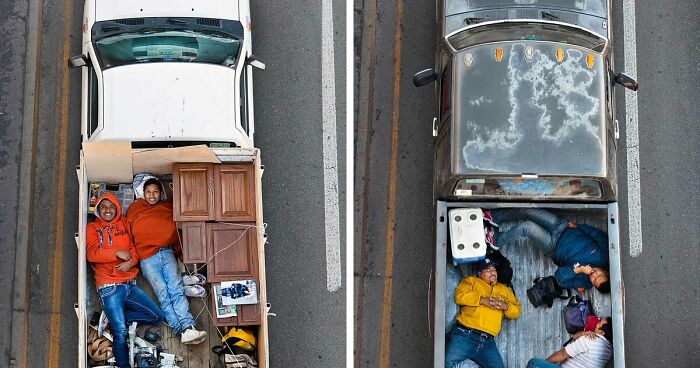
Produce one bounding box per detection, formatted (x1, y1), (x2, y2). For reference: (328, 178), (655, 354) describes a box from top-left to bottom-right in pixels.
(436, 203), (619, 367)
(76, 144), (269, 368)
(83, 271), (225, 367)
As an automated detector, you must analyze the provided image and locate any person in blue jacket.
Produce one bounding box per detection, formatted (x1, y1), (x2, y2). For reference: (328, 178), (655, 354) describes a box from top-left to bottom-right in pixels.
(492, 208), (610, 293)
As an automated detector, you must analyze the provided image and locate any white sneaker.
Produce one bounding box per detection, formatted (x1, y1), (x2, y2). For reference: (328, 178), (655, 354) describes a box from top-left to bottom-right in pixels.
(182, 273), (207, 286)
(97, 311), (109, 337)
(181, 327), (207, 345)
(184, 284), (208, 298)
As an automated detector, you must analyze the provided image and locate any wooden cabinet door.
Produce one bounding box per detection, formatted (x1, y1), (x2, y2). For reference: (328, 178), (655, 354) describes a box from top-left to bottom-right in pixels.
(235, 304), (261, 326)
(206, 223), (258, 282)
(214, 164), (256, 222)
(181, 222), (207, 264)
(173, 163), (214, 221)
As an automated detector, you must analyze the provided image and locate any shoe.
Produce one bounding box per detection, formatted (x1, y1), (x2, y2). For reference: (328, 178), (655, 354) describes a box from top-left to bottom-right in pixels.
(182, 273), (207, 286)
(185, 284), (208, 298)
(97, 310), (109, 337)
(181, 327), (207, 345)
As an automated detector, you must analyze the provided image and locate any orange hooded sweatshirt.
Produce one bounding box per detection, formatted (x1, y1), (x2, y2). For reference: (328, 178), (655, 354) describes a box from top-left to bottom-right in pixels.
(86, 193), (139, 288)
(126, 198), (180, 260)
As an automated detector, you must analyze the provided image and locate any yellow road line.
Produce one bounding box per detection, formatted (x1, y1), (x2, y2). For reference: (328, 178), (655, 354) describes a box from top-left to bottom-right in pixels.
(378, 0), (403, 366)
(46, 1), (72, 366)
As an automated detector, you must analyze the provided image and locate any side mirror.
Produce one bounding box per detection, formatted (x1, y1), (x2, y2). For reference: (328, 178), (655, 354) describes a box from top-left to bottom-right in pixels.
(413, 69), (438, 87)
(614, 72), (639, 91)
(68, 54), (89, 68)
(247, 55), (266, 70)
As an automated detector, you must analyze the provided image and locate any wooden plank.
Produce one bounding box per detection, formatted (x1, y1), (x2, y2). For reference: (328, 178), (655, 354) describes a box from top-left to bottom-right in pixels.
(185, 296), (210, 368)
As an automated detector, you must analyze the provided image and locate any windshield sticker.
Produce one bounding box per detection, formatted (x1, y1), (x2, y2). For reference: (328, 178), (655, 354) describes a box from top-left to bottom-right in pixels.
(586, 54), (595, 68)
(457, 43), (604, 175)
(495, 47), (503, 62)
(463, 53), (473, 68)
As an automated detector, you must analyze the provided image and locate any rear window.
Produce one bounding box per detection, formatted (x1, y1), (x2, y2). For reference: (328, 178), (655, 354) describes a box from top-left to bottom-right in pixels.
(454, 178), (603, 199)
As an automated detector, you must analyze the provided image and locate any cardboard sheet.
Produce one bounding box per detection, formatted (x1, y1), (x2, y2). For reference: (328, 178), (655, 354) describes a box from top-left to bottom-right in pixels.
(132, 145), (221, 176)
(83, 141), (133, 182)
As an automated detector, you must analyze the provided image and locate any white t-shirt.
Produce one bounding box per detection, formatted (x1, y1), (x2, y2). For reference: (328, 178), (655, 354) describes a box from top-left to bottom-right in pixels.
(561, 334), (613, 368)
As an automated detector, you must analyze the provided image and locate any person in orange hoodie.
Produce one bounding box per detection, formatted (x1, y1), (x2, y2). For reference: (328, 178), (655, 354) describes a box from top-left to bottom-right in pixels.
(127, 175), (207, 345)
(87, 193), (164, 368)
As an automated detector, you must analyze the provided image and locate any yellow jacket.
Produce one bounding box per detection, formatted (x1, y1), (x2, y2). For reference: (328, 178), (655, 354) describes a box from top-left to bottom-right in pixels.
(454, 276), (521, 336)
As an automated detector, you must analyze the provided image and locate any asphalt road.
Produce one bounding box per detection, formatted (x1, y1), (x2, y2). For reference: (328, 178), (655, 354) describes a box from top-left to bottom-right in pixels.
(0, 1), (346, 367)
(355, 1), (699, 367)
(251, 0), (347, 367)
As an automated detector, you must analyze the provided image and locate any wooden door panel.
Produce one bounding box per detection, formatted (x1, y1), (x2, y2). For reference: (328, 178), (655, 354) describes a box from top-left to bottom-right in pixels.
(214, 164), (256, 222)
(173, 163), (214, 221)
(207, 223), (258, 282)
(181, 222), (207, 264)
(235, 304), (261, 326)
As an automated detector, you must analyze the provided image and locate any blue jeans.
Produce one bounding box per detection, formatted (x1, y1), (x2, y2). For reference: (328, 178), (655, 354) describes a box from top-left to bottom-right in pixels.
(98, 282), (163, 368)
(445, 326), (505, 368)
(492, 209), (567, 256)
(527, 358), (560, 368)
(140, 247), (195, 334)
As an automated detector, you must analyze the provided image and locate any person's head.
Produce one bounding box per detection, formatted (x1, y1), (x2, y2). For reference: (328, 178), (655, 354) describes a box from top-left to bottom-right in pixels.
(97, 199), (117, 222)
(476, 258), (498, 284)
(596, 317), (613, 343)
(143, 178), (163, 205)
(589, 267), (610, 293)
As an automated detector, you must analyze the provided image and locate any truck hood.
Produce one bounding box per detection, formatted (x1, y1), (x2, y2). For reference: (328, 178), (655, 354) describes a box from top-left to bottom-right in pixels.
(99, 63), (244, 144)
(95, 0), (240, 22)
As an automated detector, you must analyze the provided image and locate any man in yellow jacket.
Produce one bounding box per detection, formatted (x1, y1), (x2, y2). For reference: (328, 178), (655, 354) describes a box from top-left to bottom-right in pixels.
(445, 257), (521, 368)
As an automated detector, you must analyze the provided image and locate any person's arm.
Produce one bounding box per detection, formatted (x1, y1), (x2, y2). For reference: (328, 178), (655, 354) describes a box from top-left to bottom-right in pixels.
(128, 241), (139, 265)
(578, 225), (609, 259)
(86, 226), (118, 263)
(454, 277), (483, 306)
(555, 267), (592, 289)
(502, 286), (521, 320)
(546, 348), (571, 363)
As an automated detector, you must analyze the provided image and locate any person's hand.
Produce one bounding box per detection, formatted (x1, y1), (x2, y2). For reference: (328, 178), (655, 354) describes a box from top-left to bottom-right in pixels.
(574, 265), (593, 275)
(480, 296), (508, 310)
(567, 219), (577, 228)
(115, 260), (132, 272)
(115, 250), (131, 261)
(580, 331), (596, 339)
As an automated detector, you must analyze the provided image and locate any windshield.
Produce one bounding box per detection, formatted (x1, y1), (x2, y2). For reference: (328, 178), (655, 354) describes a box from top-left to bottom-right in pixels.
(452, 41), (607, 176)
(448, 21), (606, 52)
(95, 30), (241, 69)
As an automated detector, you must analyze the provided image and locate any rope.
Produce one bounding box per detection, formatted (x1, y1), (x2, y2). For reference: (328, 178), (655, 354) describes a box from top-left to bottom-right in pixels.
(87, 328), (114, 363)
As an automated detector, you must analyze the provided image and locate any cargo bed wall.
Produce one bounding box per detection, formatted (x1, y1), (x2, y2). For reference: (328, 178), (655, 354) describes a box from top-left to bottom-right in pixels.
(434, 202), (623, 368)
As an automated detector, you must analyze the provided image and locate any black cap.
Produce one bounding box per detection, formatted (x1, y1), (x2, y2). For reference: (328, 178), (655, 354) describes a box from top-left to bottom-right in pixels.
(476, 257), (498, 271)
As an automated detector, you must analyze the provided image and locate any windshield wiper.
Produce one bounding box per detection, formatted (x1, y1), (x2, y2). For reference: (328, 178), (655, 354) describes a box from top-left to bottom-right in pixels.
(102, 25), (122, 33)
(541, 11), (559, 21)
(167, 18), (187, 25)
(463, 17), (484, 26)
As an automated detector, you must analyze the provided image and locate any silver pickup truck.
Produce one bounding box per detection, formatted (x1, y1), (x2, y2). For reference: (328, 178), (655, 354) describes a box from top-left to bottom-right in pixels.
(413, 1), (638, 367)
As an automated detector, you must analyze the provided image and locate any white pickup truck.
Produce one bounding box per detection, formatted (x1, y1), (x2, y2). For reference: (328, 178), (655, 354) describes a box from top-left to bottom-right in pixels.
(69, 1), (269, 367)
